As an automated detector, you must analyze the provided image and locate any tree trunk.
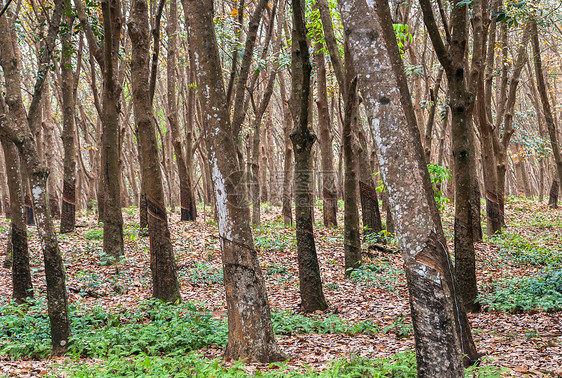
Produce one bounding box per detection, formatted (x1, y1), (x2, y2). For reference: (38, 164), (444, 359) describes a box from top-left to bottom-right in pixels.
(167, 0), (196, 221)
(1, 138), (33, 302)
(548, 178), (558, 208)
(289, 0), (328, 312)
(313, 41), (337, 228)
(100, 0), (124, 260)
(342, 64), (361, 275)
(184, 0), (285, 362)
(419, 0), (479, 312)
(42, 88), (61, 219)
(317, 0), (361, 273)
(60, 12), (77, 234)
(530, 21), (562, 197)
(0, 0), (71, 353)
(340, 0), (478, 373)
(251, 118), (262, 226)
(357, 125), (382, 238)
(129, 0), (181, 303)
(278, 71), (293, 227)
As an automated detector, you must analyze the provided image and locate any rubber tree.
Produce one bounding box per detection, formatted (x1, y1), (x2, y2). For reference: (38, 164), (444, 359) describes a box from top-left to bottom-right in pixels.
(128, 0), (181, 303)
(60, 9), (77, 234)
(418, 0), (480, 312)
(0, 0), (71, 354)
(183, 0), (285, 362)
(289, 0), (329, 312)
(340, 0), (479, 374)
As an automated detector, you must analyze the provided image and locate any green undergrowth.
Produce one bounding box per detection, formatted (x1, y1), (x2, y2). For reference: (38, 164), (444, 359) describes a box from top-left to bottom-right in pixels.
(84, 228), (103, 241)
(0, 299), (379, 361)
(59, 350), (505, 377)
(349, 261), (406, 291)
(478, 269), (562, 312)
(0, 299), (227, 360)
(1, 299), (506, 377)
(179, 262), (224, 285)
(59, 351), (418, 377)
(486, 231), (561, 267)
(271, 310), (379, 336)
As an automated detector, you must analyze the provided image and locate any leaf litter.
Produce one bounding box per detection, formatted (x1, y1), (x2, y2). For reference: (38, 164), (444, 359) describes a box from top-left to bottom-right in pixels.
(0, 198), (561, 376)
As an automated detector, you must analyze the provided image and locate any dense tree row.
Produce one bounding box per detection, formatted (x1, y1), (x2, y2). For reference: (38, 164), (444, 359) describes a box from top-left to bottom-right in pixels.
(1, 0), (561, 375)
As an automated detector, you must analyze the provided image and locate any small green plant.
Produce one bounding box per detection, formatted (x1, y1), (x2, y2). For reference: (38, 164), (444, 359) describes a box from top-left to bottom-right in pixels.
(84, 228), (104, 240)
(487, 231), (561, 267)
(427, 163), (451, 211)
(271, 311), (379, 336)
(266, 263), (289, 276)
(0, 298), (228, 360)
(124, 206), (137, 217)
(181, 262), (223, 285)
(75, 271), (105, 297)
(478, 270), (562, 312)
(254, 233), (293, 253)
(349, 262), (406, 291)
(383, 316), (413, 338)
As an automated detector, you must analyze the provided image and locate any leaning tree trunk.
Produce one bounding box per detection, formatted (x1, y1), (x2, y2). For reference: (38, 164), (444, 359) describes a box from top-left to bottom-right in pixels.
(60, 12), (77, 234)
(184, 0), (285, 362)
(340, 0), (479, 374)
(1, 138), (33, 302)
(101, 0), (124, 260)
(0, 0), (71, 354)
(129, 0), (181, 303)
(289, 0), (328, 312)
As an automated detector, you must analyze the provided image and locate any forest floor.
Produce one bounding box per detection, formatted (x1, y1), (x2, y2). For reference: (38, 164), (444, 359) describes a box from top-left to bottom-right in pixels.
(0, 196), (561, 377)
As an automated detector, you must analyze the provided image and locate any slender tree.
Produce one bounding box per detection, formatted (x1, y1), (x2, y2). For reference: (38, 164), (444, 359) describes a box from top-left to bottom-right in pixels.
(183, 0), (285, 362)
(0, 136), (33, 302)
(418, 0), (480, 312)
(167, 0), (196, 222)
(317, 0), (361, 272)
(60, 9), (77, 234)
(128, 0), (181, 303)
(313, 40), (338, 228)
(290, 0), (328, 312)
(0, 0), (71, 353)
(530, 21), (562, 203)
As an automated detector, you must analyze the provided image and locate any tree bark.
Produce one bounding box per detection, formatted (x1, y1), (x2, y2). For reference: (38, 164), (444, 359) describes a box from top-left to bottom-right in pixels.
(289, 0), (328, 312)
(167, 0), (196, 222)
(341, 65), (361, 274)
(0, 0), (71, 354)
(1, 138), (33, 302)
(60, 11), (77, 234)
(530, 21), (562, 198)
(129, 0), (181, 303)
(184, 0), (285, 362)
(278, 71), (293, 227)
(496, 26), (529, 222)
(340, 0), (479, 374)
(317, 0), (361, 274)
(313, 41), (337, 228)
(357, 124), (382, 238)
(419, 0), (479, 312)
(100, 0), (124, 260)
